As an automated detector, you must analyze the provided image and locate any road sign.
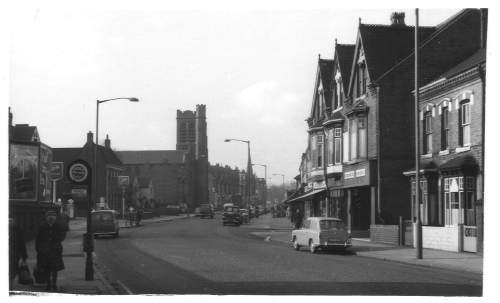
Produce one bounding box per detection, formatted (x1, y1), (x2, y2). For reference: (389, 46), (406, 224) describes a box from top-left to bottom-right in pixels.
(50, 162), (64, 181)
(67, 159), (91, 185)
(118, 176), (129, 187)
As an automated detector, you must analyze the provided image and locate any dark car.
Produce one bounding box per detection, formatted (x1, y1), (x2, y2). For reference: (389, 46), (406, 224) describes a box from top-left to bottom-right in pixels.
(223, 206), (241, 226)
(91, 210), (120, 238)
(200, 204), (214, 219)
(165, 204), (181, 216)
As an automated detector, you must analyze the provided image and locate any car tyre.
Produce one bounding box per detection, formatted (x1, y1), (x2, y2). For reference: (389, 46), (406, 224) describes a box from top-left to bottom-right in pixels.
(293, 237), (300, 251)
(309, 239), (317, 254)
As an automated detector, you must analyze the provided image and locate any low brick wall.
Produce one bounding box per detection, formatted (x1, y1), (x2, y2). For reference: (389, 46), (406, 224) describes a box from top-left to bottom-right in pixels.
(422, 225), (460, 252)
(370, 224), (399, 245)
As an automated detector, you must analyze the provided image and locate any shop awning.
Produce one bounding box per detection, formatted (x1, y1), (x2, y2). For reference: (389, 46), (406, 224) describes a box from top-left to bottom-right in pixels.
(286, 188), (326, 203)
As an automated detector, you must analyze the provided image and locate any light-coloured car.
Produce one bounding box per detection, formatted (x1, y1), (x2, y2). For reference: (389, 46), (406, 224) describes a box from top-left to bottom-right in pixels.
(291, 217), (351, 253)
(91, 210), (120, 238)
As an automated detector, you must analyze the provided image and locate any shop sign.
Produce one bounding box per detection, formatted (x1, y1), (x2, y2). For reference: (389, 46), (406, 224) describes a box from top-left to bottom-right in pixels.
(117, 175), (130, 187)
(71, 188), (87, 198)
(50, 162), (64, 181)
(355, 169), (366, 177)
(67, 159), (91, 185)
(344, 171), (355, 179)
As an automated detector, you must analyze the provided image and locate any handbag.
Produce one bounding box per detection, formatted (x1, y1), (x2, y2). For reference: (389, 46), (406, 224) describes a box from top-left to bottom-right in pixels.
(33, 265), (48, 284)
(18, 262), (34, 285)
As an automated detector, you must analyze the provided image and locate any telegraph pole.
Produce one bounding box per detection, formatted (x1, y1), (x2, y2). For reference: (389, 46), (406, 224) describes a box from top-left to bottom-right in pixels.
(415, 8), (423, 259)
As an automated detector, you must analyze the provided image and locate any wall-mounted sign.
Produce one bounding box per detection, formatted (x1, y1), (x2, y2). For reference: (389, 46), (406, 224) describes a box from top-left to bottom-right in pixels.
(71, 188), (87, 198)
(355, 169), (366, 177)
(67, 159), (91, 185)
(117, 175), (130, 187)
(50, 162), (64, 181)
(344, 171), (355, 179)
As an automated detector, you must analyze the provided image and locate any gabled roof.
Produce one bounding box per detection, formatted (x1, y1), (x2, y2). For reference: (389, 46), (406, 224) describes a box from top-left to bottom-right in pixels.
(356, 23), (435, 85)
(439, 48), (486, 80)
(97, 145), (123, 166)
(376, 9), (484, 87)
(309, 58), (334, 118)
(11, 124), (39, 142)
(116, 150), (186, 165)
(334, 43), (355, 92)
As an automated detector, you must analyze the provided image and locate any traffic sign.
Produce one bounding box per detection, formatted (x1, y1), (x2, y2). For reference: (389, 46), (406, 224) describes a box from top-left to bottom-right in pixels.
(50, 162), (64, 181)
(67, 159), (91, 185)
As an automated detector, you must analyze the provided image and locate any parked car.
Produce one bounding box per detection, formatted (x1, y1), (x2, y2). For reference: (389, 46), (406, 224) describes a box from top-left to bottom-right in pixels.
(91, 210), (120, 238)
(199, 203), (214, 218)
(223, 205), (241, 226)
(249, 206), (256, 219)
(165, 204), (181, 216)
(240, 209), (249, 224)
(291, 217), (351, 253)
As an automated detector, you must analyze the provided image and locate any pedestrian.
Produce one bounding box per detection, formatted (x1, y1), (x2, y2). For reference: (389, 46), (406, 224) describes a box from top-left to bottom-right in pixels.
(9, 217), (28, 283)
(56, 206), (70, 235)
(35, 210), (66, 292)
(128, 205), (135, 227)
(293, 209), (303, 229)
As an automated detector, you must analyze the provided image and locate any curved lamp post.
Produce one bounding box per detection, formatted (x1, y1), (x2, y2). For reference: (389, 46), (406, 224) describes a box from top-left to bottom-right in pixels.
(87, 97), (139, 281)
(224, 138), (251, 207)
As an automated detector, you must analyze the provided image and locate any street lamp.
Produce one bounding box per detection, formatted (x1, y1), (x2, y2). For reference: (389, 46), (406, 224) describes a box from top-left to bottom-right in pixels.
(224, 138), (252, 207)
(272, 173), (285, 200)
(252, 163), (267, 205)
(87, 97), (139, 281)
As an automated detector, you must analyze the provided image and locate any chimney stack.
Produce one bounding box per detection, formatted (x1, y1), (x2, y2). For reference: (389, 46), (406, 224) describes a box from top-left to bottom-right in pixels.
(105, 134), (111, 149)
(390, 12), (406, 26)
(87, 131), (94, 144)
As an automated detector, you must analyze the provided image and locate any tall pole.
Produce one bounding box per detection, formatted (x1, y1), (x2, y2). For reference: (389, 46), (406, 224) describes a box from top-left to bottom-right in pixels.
(415, 8), (423, 259)
(247, 141), (251, 208)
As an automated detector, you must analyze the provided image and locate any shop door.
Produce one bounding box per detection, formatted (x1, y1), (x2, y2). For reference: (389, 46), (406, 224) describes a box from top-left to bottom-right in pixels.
(463, 226), (478, 252)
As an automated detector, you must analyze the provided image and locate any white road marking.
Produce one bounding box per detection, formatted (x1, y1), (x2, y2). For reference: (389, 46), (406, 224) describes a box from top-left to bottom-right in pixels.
(116, 280), (134, 295)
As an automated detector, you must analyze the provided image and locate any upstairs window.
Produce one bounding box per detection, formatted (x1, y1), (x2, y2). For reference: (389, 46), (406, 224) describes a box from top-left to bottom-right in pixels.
(316, 135), (324, 168)
(357, 117), (367, 159)
(459, 100), (471, 146)
(441, 107), (449, 150)
(334, 128), (342, 164)
(356, 62), (367, 97)
(423, 111), (433, 154)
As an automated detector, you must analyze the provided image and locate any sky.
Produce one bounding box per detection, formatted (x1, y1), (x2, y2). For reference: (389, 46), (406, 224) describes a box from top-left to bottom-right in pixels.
(8, 7), (461, 185)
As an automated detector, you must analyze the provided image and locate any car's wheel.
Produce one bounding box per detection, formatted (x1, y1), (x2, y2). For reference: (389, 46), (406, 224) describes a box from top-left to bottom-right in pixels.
(309, 239), (317, 254)
(293, 237), (300, 251)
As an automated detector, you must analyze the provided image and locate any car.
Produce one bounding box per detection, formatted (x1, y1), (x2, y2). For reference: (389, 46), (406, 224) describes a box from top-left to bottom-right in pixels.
(223, 205), (241, 226)
(291, 217), (351, 253)
(91, 210), (120, 238)
(165, 204), (181, 216)
(240, 209), (249, 223)
(199, 204), (214, 218)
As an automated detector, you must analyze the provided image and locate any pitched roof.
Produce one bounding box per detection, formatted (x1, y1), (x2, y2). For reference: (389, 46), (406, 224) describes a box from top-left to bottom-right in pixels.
(52, 148), (82, 164)
(359, 24), (436, 82)
(11, 125), (39, 142)
(335, 44), (355, 92)
(115, 150), (186, 165)
(440, 48), (486, 80)
(318, 59), (334, 89)
(376, 9), (484, 87)
(97, 145), (123, 166)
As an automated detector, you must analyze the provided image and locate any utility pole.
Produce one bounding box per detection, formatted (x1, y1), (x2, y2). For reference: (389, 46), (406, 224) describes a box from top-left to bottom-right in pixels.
(415, 8), (423, 259)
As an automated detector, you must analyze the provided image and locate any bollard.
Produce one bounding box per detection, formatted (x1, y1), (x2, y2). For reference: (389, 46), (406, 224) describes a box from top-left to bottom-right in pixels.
(399, 216), (404, 246)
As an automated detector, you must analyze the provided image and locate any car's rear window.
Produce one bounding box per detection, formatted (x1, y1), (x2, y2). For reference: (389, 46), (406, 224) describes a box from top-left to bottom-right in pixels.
(92, 212), (113, 222)
(319, 220), (345, 230)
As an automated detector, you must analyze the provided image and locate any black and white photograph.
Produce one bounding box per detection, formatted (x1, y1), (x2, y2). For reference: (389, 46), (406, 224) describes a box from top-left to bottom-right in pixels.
(4, 0), (497, 299)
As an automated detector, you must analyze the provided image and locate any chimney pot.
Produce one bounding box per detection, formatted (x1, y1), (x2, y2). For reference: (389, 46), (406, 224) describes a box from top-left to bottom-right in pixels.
(87, 131), (94, 144)
(105, 134), (111, 149)
(390, 12), (406, 26)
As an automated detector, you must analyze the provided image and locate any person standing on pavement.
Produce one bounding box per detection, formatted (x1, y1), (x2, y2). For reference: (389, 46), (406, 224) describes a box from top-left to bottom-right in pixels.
(293, 209), (303, 230)
(9, 217), (28, 283)
(35, 210), (66, 292)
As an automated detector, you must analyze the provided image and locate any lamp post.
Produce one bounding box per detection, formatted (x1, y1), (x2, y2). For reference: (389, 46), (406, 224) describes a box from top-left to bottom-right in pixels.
(252, 163), (267, 205)
(89, 97), (138, 281)
(273, 173), (285, 200)
(414, 9), (423, 259)
(224, 138), (251, 207)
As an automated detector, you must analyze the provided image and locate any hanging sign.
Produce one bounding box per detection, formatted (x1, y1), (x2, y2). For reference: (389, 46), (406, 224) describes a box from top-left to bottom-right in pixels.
(67, 159), (91, 185)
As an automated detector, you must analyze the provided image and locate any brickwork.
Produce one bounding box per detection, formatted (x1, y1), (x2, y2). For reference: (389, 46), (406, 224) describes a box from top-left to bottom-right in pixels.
(370, 224), (399, 245)
(422, 225), (460, 252)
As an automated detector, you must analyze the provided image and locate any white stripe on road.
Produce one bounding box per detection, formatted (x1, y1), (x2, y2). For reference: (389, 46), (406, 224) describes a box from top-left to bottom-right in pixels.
(116, 280), (134, 295)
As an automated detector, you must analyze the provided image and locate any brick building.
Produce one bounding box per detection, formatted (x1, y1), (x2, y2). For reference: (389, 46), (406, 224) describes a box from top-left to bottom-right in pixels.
(208, 164), (242, 208)
(53, 132), (124, 216)
(397, 9), (487, 252)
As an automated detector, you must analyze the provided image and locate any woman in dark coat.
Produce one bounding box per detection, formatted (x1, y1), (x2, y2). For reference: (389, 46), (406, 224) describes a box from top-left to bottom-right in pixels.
(36, 210), (66, 291)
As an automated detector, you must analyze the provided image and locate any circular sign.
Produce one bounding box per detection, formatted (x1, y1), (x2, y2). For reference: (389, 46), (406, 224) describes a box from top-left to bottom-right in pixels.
(69, 163), (89, 183)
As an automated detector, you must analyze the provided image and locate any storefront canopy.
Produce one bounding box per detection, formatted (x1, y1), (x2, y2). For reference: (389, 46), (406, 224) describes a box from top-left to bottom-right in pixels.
(286, 188), (326, 203)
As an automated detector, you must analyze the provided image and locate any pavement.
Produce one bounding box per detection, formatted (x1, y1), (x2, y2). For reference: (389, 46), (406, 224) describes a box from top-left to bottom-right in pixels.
(9, 213), (195, 295)
(248, 215), (483, 275)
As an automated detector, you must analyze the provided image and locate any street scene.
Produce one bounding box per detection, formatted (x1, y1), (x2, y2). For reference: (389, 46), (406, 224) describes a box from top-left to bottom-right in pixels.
(8, 6), (488, 298)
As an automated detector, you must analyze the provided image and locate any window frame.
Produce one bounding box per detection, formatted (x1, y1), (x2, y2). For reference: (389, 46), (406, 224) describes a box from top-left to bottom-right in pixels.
(459, 100), (471, 146)
(441, 106), (449, 150)
(423, 111), (433, 154)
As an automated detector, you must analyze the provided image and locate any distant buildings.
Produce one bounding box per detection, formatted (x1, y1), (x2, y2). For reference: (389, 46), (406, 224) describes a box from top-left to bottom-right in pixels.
(289, 9), (486, 253)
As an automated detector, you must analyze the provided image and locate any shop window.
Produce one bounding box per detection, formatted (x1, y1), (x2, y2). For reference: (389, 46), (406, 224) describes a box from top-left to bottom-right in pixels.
(459, 100), (471, 146)
(423, 111), (432, 154)
(441, 107), (449, 150)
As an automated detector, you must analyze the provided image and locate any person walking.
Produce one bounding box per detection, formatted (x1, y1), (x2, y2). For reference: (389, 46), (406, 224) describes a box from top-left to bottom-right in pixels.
(293, 209), (303, 230)
(35, 210), (66, 292)
(9, 218), (28, 284)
